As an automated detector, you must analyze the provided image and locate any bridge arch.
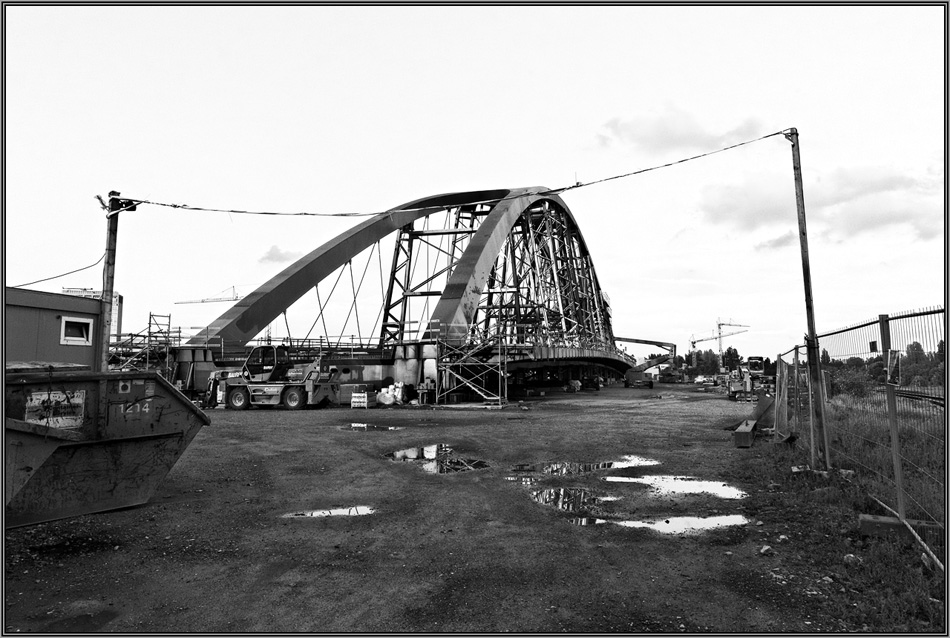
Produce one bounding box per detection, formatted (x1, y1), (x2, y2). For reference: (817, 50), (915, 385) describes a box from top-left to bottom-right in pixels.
(189, 187), (630, 376)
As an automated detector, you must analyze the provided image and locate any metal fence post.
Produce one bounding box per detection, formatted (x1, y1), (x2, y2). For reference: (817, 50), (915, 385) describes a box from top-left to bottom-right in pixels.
(878, 313), (907, 519)
(792, 347), (802, 437)
(773, 355), (783, 435)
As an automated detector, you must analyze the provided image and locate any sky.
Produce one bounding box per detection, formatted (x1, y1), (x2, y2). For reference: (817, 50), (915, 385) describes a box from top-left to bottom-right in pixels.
(4, 5), (946, 363)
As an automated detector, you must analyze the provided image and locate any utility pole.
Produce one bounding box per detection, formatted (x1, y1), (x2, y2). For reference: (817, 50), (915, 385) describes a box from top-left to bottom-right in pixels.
(785, 128), (830, 469)
(99, 191), (136, 372)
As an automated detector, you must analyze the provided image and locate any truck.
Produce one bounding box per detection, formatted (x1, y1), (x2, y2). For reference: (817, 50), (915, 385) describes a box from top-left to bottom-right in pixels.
(727, 356), (765, 400)
(208, 344), (341, 410)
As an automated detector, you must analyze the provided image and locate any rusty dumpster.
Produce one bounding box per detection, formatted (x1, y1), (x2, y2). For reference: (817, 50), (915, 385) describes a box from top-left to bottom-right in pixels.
(5, 365), (209, 527)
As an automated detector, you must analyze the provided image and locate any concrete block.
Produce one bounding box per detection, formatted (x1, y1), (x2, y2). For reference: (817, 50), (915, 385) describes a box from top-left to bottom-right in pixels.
(733, 420), (756, 448)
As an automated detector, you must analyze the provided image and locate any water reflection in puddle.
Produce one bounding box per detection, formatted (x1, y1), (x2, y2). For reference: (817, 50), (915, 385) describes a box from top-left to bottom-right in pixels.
(530, 487), (597, 512)
(387, 444), (489, 474)
(601, 475), (747, 499)
(505, 476), (539, 485)
(570, 517), (609, 526)
(613, 514), (749, 534)
(348, 423), (403, 431)
(529, 487), (618, 513)
(282, 506), (376, 518)
(511, 454), (660, 476)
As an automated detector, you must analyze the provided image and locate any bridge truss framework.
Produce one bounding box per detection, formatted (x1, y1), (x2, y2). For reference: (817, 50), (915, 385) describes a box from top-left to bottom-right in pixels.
(189, 187), (635, 404)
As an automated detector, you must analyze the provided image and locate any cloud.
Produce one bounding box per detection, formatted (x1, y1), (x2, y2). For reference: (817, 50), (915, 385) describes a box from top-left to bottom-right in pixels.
(597, 106), (766, 154)
(755, 231), (798, 251)
(700, 164), (942, 240)
(809, 166), (943, 240)
(259, 245), (302, 264)
(808, 166), (921, 209)
(700, 173), (794, 230)
(821, 196), (942, 241)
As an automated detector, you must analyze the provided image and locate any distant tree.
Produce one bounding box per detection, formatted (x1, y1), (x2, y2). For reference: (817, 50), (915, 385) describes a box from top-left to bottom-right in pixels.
(866, 354), (886, 383)
(820, 348), (831, 365)
(672, 354), (685, 369)
(929, 362), (945, 386)
(700, 349), (720, 375)
(905, 341), (927, 365)
(722, 346), (742, 371)
(936, 340), (945, 364)
(763, 357), (777, 376)
(845, 356), (865, 368)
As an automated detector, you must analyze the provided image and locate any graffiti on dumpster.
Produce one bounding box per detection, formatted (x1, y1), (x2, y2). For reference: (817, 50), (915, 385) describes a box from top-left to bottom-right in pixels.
(25, 390), (86, 428)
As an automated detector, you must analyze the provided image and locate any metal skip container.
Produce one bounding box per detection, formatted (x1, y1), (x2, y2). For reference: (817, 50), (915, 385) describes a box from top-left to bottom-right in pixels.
(5, 366), (210, 527)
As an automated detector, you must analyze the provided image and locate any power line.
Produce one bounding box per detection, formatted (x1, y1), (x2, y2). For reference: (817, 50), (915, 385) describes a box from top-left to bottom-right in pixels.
(11, 252), (106, 288)
(111, 129), (790, 219)
(542, 129), (789, 195)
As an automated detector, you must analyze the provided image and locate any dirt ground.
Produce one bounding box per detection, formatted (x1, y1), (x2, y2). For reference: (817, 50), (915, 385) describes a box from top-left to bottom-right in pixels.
(1, 384), (929, 632)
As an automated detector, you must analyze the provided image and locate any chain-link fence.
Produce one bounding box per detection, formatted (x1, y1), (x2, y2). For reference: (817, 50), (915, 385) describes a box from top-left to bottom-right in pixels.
(776, 307), (945, 559)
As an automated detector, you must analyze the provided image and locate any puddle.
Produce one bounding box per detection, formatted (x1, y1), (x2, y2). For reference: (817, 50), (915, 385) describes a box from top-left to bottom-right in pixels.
(600, 475), (747, 499)
(528, 487), (618, 513)
(505, 476), (539, 485)
(511, 454), (659, 476)
(570, 517), (609, 526)
(387, 444), (489, 474)
(607, 454), (661, 469)
(282, 506), (376, 518)
(529, 487), (599, 513)
(613, 514), (749, 534)
(346, 423), (403, 431)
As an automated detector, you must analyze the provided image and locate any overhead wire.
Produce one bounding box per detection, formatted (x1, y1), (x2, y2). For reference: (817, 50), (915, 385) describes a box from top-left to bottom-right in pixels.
(113, 129), (790, 221)
(89, 130), (789, 341)
(11, 252), (106, 288)
(540, 129), (790, 196)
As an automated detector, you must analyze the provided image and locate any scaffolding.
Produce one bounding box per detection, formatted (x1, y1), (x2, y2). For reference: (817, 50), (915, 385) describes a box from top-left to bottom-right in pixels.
(436, 331), (508, 406)
(110, 313), (179, 377)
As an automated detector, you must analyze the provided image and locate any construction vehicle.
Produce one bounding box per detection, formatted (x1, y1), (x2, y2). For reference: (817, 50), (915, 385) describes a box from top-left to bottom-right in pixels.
(209, 344), (340, 410)
(726, 356), (766, 401)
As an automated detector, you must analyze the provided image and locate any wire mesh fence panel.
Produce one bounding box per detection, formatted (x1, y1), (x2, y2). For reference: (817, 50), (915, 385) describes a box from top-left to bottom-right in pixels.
(883, 308), (945, 548)
(806, 307), (945, 556)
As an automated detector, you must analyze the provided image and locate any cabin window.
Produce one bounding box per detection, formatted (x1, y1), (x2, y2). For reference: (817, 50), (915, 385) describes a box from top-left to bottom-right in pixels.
(61, 316), (94, 346)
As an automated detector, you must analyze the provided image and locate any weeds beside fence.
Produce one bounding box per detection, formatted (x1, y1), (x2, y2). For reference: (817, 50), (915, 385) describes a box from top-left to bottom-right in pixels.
(776, 307), (945, 562)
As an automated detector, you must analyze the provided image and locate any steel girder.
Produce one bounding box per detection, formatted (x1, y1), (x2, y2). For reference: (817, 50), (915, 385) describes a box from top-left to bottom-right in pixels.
(187, 189), (509, 347)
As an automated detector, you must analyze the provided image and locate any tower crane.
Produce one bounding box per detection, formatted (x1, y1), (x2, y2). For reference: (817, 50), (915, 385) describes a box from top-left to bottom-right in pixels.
(175, 286), (245, 305)
(716, 318), (749, 361)
(688, 319), (750, 368)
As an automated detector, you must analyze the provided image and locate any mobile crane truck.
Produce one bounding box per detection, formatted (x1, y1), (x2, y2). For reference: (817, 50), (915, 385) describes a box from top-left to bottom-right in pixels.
(208, 344), (341, 410)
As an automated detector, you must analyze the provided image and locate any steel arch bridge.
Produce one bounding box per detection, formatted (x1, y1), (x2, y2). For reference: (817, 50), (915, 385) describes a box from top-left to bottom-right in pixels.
(189, 187), (635, 403)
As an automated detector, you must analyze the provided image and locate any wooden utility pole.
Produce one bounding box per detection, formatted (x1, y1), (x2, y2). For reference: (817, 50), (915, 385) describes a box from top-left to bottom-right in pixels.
(98, 192), (121, 372)
(99, 191), (136, 372)
(785, 128), (831, 469)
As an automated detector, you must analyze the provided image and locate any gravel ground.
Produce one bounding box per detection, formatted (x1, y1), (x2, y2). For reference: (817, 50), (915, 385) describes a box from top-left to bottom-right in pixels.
(3, 384), (926, 632)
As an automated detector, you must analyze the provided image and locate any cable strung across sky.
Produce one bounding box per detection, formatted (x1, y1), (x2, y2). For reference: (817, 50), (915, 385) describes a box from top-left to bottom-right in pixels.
(106, 129), (791, 220)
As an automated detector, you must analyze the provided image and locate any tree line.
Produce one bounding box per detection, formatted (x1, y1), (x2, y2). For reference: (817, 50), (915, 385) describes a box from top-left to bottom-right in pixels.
(822, 340), (945, 394)
(672, 347), (777, 377)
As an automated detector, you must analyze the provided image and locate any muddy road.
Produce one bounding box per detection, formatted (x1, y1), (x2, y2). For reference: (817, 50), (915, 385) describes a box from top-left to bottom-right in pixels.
(4, 385), (873, 632)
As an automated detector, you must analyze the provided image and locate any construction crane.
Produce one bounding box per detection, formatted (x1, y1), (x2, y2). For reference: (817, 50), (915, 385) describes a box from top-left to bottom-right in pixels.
(175, 286), (245, 305)
(689, 319), (749, 366)
(716, 318), (749, 361)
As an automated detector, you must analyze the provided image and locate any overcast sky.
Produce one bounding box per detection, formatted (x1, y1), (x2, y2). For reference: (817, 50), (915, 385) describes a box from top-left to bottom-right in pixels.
(4, 5), (945, 362)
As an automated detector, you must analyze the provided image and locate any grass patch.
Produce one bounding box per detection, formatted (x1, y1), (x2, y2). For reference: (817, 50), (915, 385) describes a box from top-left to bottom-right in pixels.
(734, 439), (945, 633)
